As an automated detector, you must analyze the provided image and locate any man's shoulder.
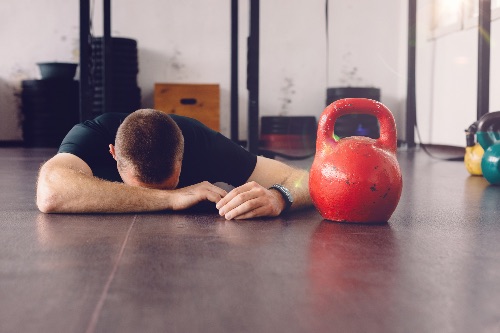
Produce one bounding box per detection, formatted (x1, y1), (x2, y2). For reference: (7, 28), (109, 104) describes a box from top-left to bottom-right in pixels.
(91, 112), (129, 125)
(169, 114), (209, 129)
(71, 112), (129, 136)
(169, 114), (220, 141)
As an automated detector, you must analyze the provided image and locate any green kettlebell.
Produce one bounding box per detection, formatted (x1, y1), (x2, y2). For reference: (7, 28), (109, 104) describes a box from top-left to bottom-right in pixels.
(477, 111), (500, 185)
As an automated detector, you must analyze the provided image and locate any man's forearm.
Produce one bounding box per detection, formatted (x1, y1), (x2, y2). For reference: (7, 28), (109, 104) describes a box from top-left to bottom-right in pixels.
(36, 165), (172, 213)
(281, 169), (312, 211)
(245, 156), (313, 214)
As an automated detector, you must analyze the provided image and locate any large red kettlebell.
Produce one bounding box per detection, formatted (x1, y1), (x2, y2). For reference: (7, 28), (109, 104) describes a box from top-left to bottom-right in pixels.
(309, 98), (402, 223)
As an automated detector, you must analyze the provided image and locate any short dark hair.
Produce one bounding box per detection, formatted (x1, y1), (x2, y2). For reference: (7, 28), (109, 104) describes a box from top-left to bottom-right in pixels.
(115, 109), (184, 184)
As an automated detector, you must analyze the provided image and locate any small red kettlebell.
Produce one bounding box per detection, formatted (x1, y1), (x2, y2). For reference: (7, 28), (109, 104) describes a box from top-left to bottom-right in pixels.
(309, 98), (403, 223)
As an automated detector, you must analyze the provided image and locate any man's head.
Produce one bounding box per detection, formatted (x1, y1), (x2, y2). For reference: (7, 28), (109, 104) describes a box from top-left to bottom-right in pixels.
(109, 109), (184, 189)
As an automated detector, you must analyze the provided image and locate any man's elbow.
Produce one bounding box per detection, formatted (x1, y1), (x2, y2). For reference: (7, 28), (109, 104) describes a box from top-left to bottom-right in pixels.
(36, 192), (58, 213)
(36, 167), (63, 213)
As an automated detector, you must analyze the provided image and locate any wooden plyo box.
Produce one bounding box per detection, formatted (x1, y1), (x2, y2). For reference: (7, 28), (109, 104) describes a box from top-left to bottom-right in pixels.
(154, 83), (220, 132)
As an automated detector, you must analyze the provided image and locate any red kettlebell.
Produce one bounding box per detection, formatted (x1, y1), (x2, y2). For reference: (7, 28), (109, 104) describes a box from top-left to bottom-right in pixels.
(309, 98), (402, 223)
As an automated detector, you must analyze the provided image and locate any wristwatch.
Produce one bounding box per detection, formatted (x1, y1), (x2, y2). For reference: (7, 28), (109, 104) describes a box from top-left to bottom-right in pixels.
(269, 184), (294, 212)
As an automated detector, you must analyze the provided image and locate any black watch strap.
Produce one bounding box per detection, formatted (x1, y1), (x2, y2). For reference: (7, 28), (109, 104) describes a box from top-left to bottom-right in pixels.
(269, 184), (294, 212)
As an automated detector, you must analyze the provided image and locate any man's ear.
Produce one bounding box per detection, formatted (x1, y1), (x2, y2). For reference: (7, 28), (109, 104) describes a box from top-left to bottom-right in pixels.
(109, 144), (117, 161)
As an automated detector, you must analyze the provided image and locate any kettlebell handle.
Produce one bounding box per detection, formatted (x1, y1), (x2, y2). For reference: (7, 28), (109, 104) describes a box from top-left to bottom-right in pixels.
(477, 111), (500, 149)
(317, 98), (398, 153)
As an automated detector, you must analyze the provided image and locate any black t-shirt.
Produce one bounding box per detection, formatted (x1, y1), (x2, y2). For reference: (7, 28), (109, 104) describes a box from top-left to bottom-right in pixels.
(58, 113), (257, 188)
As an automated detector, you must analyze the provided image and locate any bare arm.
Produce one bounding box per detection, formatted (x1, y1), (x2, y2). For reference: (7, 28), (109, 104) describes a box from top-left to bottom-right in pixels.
(216, 156), (312, 219)
(36, 153), (226, 213)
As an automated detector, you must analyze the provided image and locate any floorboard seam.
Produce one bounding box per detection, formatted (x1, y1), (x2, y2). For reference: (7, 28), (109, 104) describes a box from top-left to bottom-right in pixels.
(85, 215), (138, 333)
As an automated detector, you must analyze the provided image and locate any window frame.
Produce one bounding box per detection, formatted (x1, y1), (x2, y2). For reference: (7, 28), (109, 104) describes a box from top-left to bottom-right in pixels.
(430, 0), (464, 39)
(429, 0), (500, 39)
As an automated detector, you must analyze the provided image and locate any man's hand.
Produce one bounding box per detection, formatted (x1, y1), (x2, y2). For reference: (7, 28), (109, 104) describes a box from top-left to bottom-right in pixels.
(215, 181), (285, 220)
(171, 181), (228, 211)
(214, 156), (313, 220)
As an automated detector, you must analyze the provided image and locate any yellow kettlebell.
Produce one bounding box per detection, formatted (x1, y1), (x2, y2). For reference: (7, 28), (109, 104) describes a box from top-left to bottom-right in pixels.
(464, 122), (484, 176)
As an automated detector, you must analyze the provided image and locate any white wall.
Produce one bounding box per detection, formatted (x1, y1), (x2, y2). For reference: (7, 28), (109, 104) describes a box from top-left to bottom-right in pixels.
(0, 0), (80, 141)
(327, 0), (408, 140)
(416, 0), (500, 147)
(0, 0), (416, 145)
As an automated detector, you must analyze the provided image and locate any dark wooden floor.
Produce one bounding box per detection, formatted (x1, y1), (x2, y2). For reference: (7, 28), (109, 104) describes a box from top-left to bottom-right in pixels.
(1, 147), (499, 333)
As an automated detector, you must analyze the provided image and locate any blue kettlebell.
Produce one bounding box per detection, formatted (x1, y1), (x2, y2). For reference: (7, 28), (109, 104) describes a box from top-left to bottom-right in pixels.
(477, 111), (500, 185)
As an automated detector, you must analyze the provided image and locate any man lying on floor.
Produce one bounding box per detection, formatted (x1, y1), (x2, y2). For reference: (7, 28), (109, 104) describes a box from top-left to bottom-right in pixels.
(36, 109), (312, 220)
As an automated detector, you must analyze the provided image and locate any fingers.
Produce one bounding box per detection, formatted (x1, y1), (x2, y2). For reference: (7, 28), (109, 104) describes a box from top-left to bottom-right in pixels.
(221, 199), (270, 220)
(216, 181), (281, 220)
(198, 181), (227, 203)
(216, 182), (259, 209)
(208, 182), (228, 197)
(177, 181), (281, 219)
(172, 181), (227, 211)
